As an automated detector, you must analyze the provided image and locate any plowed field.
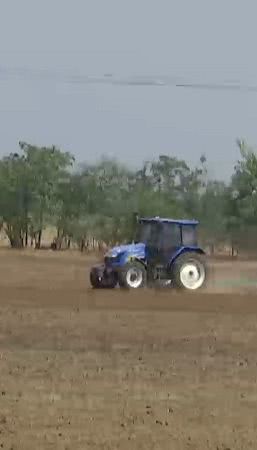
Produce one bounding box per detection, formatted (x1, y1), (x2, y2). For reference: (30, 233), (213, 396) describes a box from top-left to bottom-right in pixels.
(1, 250), (257, 449)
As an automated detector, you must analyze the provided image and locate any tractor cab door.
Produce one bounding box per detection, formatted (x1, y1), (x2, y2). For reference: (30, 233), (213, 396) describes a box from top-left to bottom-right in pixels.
(157, 222), (182, 266)
(144, 222), (161, 263)
(146, 222), (182, 267)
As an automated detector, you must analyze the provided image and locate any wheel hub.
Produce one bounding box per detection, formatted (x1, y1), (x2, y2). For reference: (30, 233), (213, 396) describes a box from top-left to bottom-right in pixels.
(126, 268), (143, 288)
(180, 261), (205, 290)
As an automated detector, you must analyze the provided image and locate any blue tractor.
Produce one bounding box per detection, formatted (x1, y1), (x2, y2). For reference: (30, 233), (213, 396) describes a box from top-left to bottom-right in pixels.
(90, 216), (207, 290)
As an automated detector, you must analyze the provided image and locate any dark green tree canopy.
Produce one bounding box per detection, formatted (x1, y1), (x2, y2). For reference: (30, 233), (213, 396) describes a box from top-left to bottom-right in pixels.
(0, 139), (256, 251)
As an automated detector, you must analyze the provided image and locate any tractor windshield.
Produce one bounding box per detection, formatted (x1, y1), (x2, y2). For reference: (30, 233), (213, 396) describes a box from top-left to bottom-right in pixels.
(134, 221), (158, 244)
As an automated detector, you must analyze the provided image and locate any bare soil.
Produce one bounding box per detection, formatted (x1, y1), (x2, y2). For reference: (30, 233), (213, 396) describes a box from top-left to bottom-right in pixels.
(0, 249), (257, 449)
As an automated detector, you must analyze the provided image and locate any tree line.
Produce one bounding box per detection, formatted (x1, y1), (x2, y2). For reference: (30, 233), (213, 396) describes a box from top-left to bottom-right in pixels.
(0, 140), (257, 253)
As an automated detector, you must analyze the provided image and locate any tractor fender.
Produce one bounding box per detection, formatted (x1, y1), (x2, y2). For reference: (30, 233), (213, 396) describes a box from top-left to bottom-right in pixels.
(168, 247), (205, 269)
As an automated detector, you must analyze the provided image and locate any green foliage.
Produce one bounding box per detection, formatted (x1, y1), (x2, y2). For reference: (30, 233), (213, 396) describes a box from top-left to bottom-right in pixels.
(1, 139), (257, 250)
(0, 142), (74, 247)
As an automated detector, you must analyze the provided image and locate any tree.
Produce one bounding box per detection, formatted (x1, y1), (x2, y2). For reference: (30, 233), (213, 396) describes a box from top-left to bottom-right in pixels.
(0, 153), (29, 247)
(0, 142), (74, 248)
(2, 139), (257, 254)
(18, 142), (74, 248)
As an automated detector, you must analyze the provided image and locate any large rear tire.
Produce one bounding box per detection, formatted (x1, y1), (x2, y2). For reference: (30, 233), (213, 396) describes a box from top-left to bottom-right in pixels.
(172, 252), (207, 290)
(118, 262), (146, 289)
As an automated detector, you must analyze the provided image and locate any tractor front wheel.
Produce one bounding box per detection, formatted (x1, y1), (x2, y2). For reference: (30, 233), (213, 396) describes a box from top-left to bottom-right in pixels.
(118, 262), (146, 289)
(172, 252), (207, 290)
(90, 270), (102, 289)
(90, 268), (117, 289)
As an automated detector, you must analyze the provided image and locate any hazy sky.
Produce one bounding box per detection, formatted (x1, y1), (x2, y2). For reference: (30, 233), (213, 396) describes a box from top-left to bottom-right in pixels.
(1, 0), (257, 180)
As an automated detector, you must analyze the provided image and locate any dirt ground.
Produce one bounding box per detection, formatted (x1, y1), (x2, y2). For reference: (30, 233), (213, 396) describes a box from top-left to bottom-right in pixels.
(1, 250), (257, 449)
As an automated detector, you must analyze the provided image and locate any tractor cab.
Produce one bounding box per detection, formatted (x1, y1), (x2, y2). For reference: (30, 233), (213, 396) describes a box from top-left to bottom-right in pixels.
(135, 217), (199, 265)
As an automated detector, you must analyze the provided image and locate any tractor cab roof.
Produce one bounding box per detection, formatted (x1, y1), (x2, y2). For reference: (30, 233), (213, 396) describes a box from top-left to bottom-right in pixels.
(140, 217), (199, 226)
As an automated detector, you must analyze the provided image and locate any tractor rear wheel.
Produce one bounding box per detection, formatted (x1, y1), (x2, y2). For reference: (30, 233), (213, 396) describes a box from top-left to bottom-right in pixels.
(118, 262), (146, 289)
(172, 252), (207, 290)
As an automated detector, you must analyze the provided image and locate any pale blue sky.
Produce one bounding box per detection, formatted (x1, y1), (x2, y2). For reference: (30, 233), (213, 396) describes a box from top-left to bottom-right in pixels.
(1, 0), (257, 179)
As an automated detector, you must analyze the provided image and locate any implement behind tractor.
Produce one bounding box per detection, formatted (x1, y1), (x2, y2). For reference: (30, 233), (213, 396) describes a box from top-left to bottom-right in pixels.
(90, 216), (208, 290)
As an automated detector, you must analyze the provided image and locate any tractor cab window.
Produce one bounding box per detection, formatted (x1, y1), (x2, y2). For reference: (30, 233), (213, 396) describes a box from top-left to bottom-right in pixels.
(182, 225), (197, 246)
(135, 221), (158, 244)
(160, 223), (181, 249)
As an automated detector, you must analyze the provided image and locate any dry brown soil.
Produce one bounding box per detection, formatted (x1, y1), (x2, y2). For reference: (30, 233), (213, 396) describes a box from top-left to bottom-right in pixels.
(1, 249), (257, 449)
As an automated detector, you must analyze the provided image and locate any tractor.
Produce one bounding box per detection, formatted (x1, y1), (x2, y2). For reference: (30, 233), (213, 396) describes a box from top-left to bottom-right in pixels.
(89, 216), (208, 290)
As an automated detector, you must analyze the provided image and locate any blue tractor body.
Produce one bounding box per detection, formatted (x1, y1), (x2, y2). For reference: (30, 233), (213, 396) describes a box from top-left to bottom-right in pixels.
(90, 217), (207, 290)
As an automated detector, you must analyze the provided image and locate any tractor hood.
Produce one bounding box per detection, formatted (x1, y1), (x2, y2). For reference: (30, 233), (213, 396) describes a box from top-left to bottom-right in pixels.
(105, 242), (146, 259)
